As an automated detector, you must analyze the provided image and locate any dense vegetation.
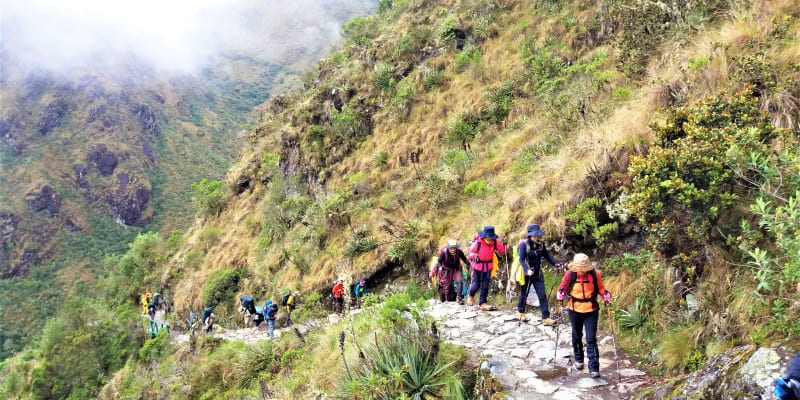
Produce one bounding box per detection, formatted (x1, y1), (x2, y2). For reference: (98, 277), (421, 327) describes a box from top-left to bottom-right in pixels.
(3, 0), (800, 398)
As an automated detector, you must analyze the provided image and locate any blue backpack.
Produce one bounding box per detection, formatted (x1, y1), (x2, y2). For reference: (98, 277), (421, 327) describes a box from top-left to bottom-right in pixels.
(776, 377), (800, 400)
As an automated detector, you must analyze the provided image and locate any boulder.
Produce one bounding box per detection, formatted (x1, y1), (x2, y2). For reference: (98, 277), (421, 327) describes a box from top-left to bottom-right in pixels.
(135, 103), (158, 136)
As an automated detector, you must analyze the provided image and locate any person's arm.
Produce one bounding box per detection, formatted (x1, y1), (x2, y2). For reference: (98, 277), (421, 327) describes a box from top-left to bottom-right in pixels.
(497, 240), (507, 255)
(438, 248), (446, 264)
(595, 271), (606, 294)
(518, 241), (530, 273)
(468, 241), (479, 262)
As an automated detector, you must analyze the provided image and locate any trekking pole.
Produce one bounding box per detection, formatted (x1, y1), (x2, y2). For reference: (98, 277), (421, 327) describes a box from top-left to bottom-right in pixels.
(504, 247), (513, 304)
(606, 303), (621, 384)
(553, 299), (563, 372)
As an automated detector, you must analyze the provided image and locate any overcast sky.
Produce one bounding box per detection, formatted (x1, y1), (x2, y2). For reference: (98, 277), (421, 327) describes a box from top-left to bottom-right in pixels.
(0, 0), (374, 80)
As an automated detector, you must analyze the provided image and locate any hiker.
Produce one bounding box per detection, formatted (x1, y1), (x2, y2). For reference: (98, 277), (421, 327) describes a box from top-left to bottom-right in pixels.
(147, 292), (162, 318)
(265, 300), (278, 339)
(239, 294), (257, 327)
(516, 224), (559, 325)
(354, 279), (367, 307)
(332, 278), (345, 313)
(776, 352), (800, 400)
(282, 291), (298, 326)
(468, 226), (507, 311)
(557, 253), (611, 378)
(437, 239), (470, 304)
(140, 293), (149, 315)
(201, 306), (215, 334)
(187, 311), (199, 331)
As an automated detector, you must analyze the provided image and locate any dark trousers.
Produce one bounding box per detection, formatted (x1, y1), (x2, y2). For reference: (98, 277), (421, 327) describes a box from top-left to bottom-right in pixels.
(438, 267), (464, 301)
(568, 309), (600, 372)
(469, 269), (491, 304)
(517, 272), (550, 318)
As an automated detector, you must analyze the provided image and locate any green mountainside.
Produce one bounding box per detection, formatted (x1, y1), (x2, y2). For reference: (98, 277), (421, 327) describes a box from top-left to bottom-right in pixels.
(3, 0), (800, 398)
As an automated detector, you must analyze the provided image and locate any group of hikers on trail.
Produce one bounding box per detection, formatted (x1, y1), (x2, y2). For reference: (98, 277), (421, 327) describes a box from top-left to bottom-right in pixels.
(431, 224), (612, 378)
(331, 277), (368, 313)
(236, 292), (299, 339)
(140, 291), (163, 318)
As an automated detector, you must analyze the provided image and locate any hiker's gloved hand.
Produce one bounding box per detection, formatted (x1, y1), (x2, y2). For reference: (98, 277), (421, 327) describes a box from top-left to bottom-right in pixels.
(603, 290), (612, 304)
(557, 262), (567, 270)
(526, 269), (534, 276)
(557, 289), (565, 301)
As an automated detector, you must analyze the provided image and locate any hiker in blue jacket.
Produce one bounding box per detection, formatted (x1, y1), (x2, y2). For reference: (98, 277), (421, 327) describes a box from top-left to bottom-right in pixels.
(516, 224), (559, 325)
(201, 306), (214, 333)
(265, 300), (278, 339)
(776, 352), (800, 399)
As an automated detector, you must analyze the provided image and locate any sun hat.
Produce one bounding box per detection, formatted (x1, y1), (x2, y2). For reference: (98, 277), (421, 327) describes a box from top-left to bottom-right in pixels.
(568, 253), (594, 273)
(526, 224), (545, 237)
(478, 226), (499, 239)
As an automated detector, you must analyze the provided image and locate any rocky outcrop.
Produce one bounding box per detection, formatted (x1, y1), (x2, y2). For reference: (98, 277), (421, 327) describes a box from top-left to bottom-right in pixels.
(86, 104), (107, 124)
(73, 163), (92, 197)
(38, 99), (69, 135)
(25, 185), (61, 215)
(636, 345), (793, 399)
(135, 103), (158, 136)
(0, 115), (24, 155)
(88, 144), (119, 176)
(0, 211), (19, 244)
(108, 172), (151, 226)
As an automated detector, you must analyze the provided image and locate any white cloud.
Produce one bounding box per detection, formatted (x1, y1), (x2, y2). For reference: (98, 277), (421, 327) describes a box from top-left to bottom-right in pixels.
(0, 0), (374, 79)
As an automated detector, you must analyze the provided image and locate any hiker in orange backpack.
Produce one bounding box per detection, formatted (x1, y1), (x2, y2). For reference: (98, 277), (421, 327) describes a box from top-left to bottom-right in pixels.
(557, 253), (611, 378)
(467, 226), (507, 311)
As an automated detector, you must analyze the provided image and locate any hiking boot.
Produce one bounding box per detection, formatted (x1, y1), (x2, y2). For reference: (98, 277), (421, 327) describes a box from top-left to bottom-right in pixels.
(590, 371), (600, 378)
(479, 303), (493, 311)
(457, 298), (465, 305)
(517, 312), (529, 322)
(467, 296), (474, 306)
(542, 318), (557, 326)
(574, 362), (584, 370)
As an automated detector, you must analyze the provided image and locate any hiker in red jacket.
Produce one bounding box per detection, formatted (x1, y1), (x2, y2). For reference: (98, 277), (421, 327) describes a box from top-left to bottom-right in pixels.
(467, 226), (507, 311)
(332, 278), (345, 313)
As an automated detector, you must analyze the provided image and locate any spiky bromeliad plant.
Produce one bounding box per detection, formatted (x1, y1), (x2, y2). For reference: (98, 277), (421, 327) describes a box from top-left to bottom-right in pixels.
(336, 322), (466, 400)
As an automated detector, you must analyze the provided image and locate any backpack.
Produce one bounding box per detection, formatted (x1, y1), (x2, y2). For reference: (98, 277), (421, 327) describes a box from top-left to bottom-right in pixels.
(473, 235), (500, 278)
(281, 293), (291, 306)
(509, 240), (528, 286)
(567, 270), (599, 310)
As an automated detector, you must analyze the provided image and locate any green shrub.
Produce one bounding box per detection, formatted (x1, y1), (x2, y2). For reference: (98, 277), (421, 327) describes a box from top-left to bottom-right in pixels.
(202, 268), (243, 308)
(344, 226), (377, 258)
(482, 81), (515, 123)
(421, 66), (445, 91)
(191, 178), (227, 216)
(512, 135), (561, 173)
(687, 56), (709, 72)
(371, 151), (389, 167)
(342, 16), (377, 47)
(390, 79), (414, 120)
(373, 63), (395, 91)
(138, 329), (172, 363)
(444, 110), (482, 146)
(464, 180), (491, 196)
(626, 90), (778, 253)
(612, 86), (632, 101)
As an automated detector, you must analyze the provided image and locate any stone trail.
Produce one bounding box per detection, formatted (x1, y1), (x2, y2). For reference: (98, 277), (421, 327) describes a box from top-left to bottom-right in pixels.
(155, 302), (653, 399)
(426, 300), (652, 400)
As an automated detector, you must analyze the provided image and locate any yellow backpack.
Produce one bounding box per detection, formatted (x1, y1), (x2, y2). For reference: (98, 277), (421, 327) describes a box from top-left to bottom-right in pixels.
(509, 240), (527, 285)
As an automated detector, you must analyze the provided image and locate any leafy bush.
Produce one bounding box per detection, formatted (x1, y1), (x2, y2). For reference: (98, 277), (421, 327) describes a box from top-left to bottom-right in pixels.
(138, 329), (173, 363)
(444, 110), (482, 146)
(421, 66), (445, 91)
(565, 197), (618, 248)
(342, 16), (377, 47)
(191, 178), (227, 216)
(202, 268), (243, 308)
(482, 81), (515, 123)
(390, 79), (414, 120)
(464, 180), (491, 196)
(626, 90), (778, 255)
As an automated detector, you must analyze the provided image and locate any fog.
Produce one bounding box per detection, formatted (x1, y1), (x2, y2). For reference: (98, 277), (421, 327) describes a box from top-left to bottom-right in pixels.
(0, 0), (375, 80)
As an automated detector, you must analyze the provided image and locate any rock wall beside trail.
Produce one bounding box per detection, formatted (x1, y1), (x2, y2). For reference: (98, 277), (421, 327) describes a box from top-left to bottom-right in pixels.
(636, 344), (795, 399)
